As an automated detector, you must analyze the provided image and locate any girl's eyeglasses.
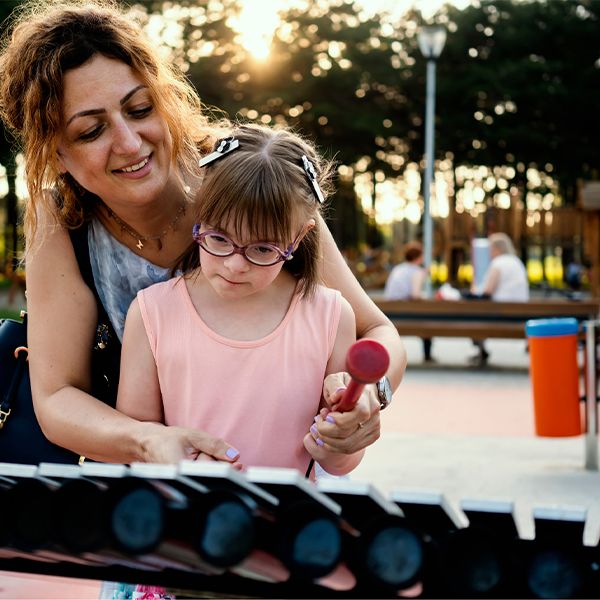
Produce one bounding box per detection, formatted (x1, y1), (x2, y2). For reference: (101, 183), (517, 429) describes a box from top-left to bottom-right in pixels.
(192, 224), (303, 267)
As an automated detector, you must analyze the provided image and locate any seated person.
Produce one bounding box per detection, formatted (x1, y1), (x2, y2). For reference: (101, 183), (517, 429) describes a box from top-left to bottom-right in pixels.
(469, 233), (529, 364)
(384, 241), (433, 362)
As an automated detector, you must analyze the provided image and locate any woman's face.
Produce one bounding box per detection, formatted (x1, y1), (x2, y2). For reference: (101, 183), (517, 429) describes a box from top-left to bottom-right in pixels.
(56, 54), (173, 209)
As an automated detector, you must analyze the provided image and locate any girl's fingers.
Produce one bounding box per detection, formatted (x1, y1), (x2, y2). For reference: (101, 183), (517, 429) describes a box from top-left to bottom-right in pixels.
(323, 372), (350, 406)
(313, 398), (381, 452)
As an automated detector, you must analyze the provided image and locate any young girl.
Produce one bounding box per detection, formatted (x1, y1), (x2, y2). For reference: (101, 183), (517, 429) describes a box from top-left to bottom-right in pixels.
(116, 124), (362, 477)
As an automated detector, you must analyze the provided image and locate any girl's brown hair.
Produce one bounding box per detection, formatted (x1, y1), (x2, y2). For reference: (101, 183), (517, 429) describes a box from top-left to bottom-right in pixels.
(177, 124), (334, 298)
(0, 0), (223, 250)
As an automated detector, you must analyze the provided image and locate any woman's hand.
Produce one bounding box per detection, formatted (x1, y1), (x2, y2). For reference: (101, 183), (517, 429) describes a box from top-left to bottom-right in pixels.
(307, 372), (381, 455)
(139, 422), (241, 466)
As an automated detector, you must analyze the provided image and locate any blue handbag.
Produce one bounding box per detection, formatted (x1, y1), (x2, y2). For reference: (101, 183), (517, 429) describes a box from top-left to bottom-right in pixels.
(0, 313), (80, 464)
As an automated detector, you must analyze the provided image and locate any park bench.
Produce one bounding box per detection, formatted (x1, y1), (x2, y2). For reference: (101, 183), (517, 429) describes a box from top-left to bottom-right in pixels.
(374, 297), (600, 341)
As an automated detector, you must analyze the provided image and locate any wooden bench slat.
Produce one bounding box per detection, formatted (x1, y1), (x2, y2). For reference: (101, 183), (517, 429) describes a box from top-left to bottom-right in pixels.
(373, 298), (600, 340)
(395, 321), (525, 340)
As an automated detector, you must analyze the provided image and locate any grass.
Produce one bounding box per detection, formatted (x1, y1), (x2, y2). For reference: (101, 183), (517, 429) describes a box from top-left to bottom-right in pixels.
(0, 307), (24, 321)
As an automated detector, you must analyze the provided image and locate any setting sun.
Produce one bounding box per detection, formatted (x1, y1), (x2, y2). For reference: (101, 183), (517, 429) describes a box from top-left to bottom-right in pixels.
(229, 1), (285, 60)
(230, 0), (472, 60)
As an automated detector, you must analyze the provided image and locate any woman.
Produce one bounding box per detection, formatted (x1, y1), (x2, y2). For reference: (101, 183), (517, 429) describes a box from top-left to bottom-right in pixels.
(0, 0), (406, 465)
(383, 241), (433, 362)
(470, 232), (529, 364)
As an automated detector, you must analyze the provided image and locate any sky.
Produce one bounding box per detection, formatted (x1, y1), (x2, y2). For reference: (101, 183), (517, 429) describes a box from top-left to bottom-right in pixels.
(354, 0), (472, 19)
(234, 0), (473, 59)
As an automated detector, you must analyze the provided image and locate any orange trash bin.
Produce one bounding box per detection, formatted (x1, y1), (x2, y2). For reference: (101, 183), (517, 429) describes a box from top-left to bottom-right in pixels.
(525, 318), (582, 437)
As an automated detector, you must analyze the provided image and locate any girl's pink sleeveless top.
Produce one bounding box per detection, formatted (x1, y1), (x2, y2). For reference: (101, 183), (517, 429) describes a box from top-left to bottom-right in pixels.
(137, 277), (341, 474)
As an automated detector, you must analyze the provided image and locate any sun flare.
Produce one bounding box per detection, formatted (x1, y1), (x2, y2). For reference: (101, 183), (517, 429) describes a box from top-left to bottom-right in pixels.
(230, 2), (285, 60)
(230, 0), (471, 60)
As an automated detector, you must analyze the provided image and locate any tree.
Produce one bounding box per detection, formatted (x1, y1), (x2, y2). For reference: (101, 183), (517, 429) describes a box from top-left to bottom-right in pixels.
(181, 0), (417, 246)
(129, 0), (600, 247)
(2, 0), (598, 256)
(0, 1), (25, 271)
(435, 0), (600, 203)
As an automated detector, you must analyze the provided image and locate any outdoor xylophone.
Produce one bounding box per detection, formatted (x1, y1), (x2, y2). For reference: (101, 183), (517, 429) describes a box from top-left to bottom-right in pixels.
(0, 460), (598, 599)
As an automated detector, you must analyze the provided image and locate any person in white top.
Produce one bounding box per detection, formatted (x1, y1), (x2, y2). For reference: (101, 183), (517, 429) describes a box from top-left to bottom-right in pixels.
(384, 241), (433, 362)
(471, 232), (529, 363)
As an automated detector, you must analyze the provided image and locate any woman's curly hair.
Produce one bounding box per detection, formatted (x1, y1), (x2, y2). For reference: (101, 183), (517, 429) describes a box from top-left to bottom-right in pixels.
(0, 0), (225, 250)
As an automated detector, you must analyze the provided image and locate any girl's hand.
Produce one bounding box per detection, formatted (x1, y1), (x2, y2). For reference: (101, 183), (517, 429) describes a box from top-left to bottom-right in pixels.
(308, 372), (381, 455)
(139, 422), (241, 465)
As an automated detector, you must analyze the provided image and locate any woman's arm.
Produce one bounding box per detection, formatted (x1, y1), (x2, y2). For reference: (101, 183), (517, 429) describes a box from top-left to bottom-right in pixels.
(304, 296), (365, 476)
(26, 213), (238, 464)
(319, 216), (406, 390)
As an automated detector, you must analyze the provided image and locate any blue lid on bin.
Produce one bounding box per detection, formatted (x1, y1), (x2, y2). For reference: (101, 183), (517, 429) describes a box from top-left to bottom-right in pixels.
(525, 317), (579, 337)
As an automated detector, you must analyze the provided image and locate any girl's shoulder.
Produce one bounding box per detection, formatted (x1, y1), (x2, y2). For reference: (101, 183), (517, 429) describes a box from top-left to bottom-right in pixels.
(300, 283), (341, 309)
(138, 275), (184, 301)
(313, 282), (341, 298)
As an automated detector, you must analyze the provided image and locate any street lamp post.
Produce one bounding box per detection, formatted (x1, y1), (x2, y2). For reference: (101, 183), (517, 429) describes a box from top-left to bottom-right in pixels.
(418, 25), (446, 297)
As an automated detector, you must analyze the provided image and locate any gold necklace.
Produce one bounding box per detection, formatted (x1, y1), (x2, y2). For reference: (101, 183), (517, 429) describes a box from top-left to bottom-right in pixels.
(105, 202), (187, 251)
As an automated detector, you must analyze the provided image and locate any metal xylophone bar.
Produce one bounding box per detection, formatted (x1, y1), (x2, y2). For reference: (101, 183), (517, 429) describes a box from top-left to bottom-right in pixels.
(523, 505), (596, 600)
(316, 477), (425, 593)
(175, 461), (350, 584)
(390, 492), (599, 600)
(0, 461), (350, 595)
(391, 488), (465, 598)
(1, 461), (252, 574)
(453, 498), (521, 598)
(244, 466), (346, 582)
(0, 462), (598, 599)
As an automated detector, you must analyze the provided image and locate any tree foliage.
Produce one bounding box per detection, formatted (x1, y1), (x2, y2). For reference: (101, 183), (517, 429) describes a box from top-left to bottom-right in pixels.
(0, 1), (22, 164)
(0, 1), (25, 269)
(0, 0), (599, 256)
(437, 0), (600, 202)
(154, 0), (599, 206)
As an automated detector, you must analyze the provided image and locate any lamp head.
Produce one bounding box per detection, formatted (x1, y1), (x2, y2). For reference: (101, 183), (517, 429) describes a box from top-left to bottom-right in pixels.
(418, 25), (447, 60)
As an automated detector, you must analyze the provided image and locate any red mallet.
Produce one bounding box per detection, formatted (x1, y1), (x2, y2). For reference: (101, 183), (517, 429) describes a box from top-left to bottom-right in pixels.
(335, 339), (390, 412)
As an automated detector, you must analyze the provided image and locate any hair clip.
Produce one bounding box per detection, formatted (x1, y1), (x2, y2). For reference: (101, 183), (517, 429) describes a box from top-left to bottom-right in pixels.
(199, 137), (240, 167)
(301, 155), (325, 204)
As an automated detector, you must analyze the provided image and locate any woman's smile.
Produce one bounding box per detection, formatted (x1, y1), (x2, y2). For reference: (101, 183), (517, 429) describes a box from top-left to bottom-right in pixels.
(112, 153), (153, 179)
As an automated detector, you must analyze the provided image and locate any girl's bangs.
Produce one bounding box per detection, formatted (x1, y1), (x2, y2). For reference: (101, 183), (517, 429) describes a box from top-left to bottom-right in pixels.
(200, 160), (298, 243)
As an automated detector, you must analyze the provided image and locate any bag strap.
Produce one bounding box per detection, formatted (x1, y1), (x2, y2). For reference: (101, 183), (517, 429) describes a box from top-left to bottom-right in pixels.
(69, 225), (121, 406)
(69, 225), (111, 325)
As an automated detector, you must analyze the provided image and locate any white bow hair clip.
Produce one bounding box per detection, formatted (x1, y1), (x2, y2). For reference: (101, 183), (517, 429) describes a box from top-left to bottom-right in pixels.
(199, 137), (240, 167)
